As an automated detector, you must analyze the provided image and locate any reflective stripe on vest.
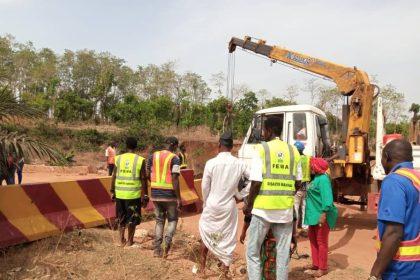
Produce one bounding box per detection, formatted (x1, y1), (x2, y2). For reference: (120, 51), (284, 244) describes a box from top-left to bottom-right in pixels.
(376, 234), (420, 262)
(253, 139), (300, 210)
(300, 155), (311, 182)
(115, 153), (144, 199)
(151, 150), (175, 189)
(376, 168), (420, 261)
(179, 152), (187, 168)
(395, 168), (420, 190)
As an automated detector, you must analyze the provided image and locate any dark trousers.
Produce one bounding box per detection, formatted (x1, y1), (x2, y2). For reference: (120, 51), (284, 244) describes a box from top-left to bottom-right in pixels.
(6, 174), (15, 185)
(108, 164), (115, 176)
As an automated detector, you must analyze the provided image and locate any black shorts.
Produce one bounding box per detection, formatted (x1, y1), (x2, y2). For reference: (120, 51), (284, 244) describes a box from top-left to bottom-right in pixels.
(116, 198), (141, 226)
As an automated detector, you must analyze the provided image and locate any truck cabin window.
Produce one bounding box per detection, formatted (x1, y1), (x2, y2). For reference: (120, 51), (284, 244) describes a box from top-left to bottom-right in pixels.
(293, 113), (307, 140)
(247, 114), (284, 143)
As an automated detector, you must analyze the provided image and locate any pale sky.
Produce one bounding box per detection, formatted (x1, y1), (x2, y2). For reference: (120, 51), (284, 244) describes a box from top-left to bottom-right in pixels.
(0, 0), (419, 106)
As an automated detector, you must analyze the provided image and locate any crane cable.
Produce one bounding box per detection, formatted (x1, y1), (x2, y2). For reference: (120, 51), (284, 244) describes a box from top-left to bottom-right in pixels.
(223, 52), (235, 133)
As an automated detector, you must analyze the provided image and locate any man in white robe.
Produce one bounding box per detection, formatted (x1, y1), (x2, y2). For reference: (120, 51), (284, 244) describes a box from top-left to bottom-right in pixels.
(199, 131), (249, 277)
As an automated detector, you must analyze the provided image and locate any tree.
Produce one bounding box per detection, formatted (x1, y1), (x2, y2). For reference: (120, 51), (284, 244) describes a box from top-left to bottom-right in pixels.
(0, 35), (15, 86)
(180, 72), (211, 104)
(302, 78), (320, 105)
(316, 86), (341, 114)
(264, 97), (295, 108)
(257, 89), (270, 109)
(12, 41), (38, 100)
(0, 87), (64, 178)
(232, 83), (250, 102)
(210, 71), (225, 97)
(409, 103), (419, 121)
(315, 86), (342, 135)
(283, 84), (299, 103)
(234, 91), (259, 136)
(136, 62), (178, 99)
(206, 96), (229, 132)
(380, 84), (405, 125)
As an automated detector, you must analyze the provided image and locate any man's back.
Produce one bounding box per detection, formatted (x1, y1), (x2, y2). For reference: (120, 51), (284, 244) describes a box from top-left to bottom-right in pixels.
(378, 162), (420, 278)
(202, 152), (248, 208)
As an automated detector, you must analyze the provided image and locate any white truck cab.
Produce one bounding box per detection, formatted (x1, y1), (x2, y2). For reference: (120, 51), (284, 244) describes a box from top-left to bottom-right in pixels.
(238, 105), (331, 162)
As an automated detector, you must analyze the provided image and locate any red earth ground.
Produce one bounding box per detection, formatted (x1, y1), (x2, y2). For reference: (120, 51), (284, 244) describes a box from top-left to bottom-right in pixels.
(2, 135), (377, 279)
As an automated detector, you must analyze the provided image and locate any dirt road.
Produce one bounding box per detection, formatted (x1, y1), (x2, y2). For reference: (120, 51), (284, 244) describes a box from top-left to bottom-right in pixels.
(2, 170), (377, 279)
(2, 190), (375, 279)
(137, 203), (376, 279)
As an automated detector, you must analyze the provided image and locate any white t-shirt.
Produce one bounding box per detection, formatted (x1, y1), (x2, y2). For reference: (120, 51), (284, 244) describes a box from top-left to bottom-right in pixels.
(249, 140), (302, 223)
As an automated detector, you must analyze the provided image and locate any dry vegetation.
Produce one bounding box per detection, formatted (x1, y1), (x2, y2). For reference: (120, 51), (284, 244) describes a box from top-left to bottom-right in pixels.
(1, 225), (369, 280)
(0, 227), (247, 280)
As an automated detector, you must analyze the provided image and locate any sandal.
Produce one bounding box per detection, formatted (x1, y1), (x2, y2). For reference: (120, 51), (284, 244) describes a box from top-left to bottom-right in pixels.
(302, 265), (319, 271)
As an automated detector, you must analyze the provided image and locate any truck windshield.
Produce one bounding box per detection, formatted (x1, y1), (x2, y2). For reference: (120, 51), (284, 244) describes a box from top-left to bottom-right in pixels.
(247, 114), (284, 143)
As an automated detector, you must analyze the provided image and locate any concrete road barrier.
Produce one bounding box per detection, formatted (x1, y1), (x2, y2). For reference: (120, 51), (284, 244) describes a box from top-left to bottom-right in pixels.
(0, 170), (201, 248)
(0, 178), (114, 248)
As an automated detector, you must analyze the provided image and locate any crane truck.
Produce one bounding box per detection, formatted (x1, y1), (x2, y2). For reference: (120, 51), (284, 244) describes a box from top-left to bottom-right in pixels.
(228, 36), (377, 210)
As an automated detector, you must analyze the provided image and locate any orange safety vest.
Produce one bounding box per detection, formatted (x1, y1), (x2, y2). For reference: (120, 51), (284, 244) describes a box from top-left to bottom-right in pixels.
(377, 168), (420, 262)
(151, 150), (176, 190)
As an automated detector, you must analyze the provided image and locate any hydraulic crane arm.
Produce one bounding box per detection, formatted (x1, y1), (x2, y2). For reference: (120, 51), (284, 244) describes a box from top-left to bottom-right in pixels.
(229, 36), (376, 169)
(229, 36), (370, 95)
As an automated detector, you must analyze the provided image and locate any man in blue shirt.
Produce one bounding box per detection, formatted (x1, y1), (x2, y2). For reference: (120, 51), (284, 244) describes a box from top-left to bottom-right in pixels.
(369, 139), (420, 280)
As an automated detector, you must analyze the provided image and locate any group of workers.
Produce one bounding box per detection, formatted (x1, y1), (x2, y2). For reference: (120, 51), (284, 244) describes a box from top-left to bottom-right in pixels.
(109, 136), (187, 258)
(199, 116), (337, 279)
(0, 153), (24, 185)
(109, 116), (419, 280)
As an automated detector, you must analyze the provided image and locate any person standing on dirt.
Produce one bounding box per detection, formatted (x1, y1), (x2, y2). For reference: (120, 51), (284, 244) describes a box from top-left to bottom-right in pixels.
(198, 131), (249, 278)
(110, 137), (148, 247)
(369, 139), (419, 280)
(17, 156), (24, 184)
(304, 157), (337, 278)
(244, 116), (301, 280)
(294, 141), (311, 236)
(148, 136), (182, 258)
(106, 142), (117, 176)
(5, 153), (17, 185)
(178, 142), (188, 169)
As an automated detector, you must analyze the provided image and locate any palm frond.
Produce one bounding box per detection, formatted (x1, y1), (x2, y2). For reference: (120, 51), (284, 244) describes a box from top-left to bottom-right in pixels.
(0, 131), (66, 177)
(0, 87), (41, 120)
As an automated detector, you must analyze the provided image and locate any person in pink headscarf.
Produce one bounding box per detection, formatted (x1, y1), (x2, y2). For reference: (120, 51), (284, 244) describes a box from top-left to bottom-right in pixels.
(303, 158), (338, 278)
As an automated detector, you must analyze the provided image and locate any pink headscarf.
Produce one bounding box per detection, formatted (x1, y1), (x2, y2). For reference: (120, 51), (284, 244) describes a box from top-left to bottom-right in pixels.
(310, 157), (329, 174)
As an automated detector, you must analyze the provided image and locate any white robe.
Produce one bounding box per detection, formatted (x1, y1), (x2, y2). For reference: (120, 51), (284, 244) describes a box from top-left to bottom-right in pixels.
(198, 152), (249, 266)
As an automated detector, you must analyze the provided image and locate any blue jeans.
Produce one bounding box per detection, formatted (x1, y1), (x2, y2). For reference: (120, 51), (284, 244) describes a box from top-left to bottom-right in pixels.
(153, 201), (178, 251)
(246, 215), (293, 280)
